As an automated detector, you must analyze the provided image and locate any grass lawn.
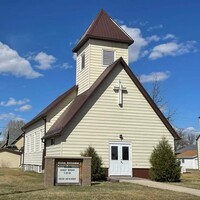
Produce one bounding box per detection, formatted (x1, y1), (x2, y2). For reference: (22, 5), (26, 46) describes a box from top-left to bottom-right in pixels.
(170, 170), (200, 190)
(0, 168), (199, 200)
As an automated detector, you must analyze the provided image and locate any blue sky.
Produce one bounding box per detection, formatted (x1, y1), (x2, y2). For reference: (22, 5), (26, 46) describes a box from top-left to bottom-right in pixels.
(0, 0), (200, 137)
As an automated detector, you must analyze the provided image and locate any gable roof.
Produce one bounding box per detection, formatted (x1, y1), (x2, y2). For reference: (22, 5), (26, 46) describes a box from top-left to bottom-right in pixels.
(43, 57), (180, 140)
(177, 150), (197, 159)
(23, 85), (78, 130)
(0, 128), (23, 148)
(73, 9), (134, 52)
(176, 145), (197, 154)
(7, 128), (23, 146)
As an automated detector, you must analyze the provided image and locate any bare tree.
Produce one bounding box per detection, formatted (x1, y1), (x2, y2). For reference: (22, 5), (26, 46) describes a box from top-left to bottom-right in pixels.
(175, 128), (197, 150)
(150, 80), (176, 122)
(1, 120), (25, 141)
(6, 120), (25, 130)
(175, 128), (188, 150)
(187, 132), (196, 145)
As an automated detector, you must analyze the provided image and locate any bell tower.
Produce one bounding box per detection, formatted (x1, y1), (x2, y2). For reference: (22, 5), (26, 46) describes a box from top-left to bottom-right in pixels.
(73, 9), (133, 95)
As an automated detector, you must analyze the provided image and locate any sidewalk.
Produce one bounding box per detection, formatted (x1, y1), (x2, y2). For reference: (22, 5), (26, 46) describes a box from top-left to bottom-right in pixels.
(120, 178), (200, 197)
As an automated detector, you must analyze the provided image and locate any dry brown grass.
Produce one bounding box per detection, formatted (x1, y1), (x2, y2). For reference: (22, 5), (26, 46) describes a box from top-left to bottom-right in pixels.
(0, 168), (199, 200)
(170, 170), (200, 190)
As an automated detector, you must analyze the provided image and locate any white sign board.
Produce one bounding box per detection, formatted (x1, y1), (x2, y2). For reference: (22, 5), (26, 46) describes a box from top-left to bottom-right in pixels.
(57, 162), (80, 184)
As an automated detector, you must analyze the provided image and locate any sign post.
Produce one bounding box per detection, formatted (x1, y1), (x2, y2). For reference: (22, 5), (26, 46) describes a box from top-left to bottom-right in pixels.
(44, 157), (91, 187)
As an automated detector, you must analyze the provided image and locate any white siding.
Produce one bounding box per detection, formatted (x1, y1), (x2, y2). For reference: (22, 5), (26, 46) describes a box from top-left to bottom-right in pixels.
(89, 39), (128, 88)
(76, 39), (129, 95)
(179, 157), (198, 169)
(46, 89), (77, 132)
(76, 41), (90, 94)
(24, 120), (44, 166)
(197, 138), (200, 170)
(46, 63), (174, 169)
(24, 87), (77, 168)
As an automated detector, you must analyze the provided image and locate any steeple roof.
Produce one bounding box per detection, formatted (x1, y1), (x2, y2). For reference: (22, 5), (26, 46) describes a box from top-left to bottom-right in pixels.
(73, 9), (134, 52)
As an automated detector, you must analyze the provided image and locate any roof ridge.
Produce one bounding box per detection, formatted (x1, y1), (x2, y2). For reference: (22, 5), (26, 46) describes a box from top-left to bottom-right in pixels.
(88, 9), (106, 35)
(23, 85), (78, 130)
(73, 10), (133, 52)
(44, 57), (179, 140)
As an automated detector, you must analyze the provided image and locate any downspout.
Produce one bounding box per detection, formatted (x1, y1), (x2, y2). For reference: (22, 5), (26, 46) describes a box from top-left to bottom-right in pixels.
(21, 131), (25, 168)
(42, 116), (47, 170)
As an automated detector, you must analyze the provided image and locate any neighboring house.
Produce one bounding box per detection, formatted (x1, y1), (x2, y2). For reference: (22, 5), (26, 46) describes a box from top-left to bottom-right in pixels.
(197, 134), (200, 170)
(0, 128), (23, 168)
(176, 147), (198, 170)
(23, 10), (180, 178)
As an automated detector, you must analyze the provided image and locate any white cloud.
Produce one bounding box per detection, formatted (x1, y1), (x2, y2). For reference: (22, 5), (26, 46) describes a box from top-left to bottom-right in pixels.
(0, 113), (23, 121)
(139, 71), (170, 83)
(163, 34), (176, 40)
(139, 21), (148, 26)
(73, 53), (77, 61)
(149, 41), (196, 60)
(61, 62), (73, 69)
(147, 24), (163, 32)
(146, 35), (160, 42)
(0, 97), (30, 107)
(0, 42), (42, 79)
(34, 52), (56, 70)
(183, 127), (195, 132)
(140, 50), (149, 58)
(15, 104), (32, 112)
(121, 25), (148, 62)
(114, 19), (124, 25)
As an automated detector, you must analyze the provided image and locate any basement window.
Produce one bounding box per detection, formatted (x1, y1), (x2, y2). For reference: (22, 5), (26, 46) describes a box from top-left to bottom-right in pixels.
(103, 50), (114, 66)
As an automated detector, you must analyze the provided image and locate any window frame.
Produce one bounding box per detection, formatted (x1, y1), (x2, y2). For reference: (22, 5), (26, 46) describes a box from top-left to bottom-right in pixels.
(102, 49), (115, 66)
(80, 53), (85, 70)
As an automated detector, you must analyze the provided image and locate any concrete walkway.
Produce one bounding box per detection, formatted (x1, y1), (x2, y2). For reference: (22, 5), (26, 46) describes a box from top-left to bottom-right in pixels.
(120, 178), (200, 197)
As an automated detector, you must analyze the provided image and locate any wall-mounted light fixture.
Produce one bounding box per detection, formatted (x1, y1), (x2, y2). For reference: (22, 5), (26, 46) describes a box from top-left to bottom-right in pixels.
(119, 134), (123, 141)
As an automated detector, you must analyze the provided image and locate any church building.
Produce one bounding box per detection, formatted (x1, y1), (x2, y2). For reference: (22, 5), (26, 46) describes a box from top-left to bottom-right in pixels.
(23, 10), (179, 178)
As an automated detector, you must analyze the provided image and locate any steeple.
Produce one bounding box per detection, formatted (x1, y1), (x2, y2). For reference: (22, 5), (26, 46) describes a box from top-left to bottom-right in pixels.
(73, 10), (134, 95)
(73, 9), (133, 52)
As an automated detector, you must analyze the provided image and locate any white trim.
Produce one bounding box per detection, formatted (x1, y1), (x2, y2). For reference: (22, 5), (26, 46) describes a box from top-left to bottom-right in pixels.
(109, 141), (132, 176)
(80, 52), (85, 71)
(111, 18), (133, 41)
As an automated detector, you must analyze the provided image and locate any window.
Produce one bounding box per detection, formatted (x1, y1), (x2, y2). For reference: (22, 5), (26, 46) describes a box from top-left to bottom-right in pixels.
(39, 130), (42, 152)
(122, 146), (129, 160)
(111, 146), (118, 160)
(182, 159), (185, 163)
(25, 135), (28, 153)
(33, 133), (36, 152)
(28, 135), (31, 153)
(81, 53), (85, 70)
(103, 50), (114, 65)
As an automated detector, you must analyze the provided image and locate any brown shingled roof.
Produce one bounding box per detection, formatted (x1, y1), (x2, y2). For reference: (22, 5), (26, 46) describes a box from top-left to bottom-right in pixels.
(73, 9), (134, 52)
(23, 85), (78, 130)
(177, 150), (197, 159)
(43, 57), (180, 140)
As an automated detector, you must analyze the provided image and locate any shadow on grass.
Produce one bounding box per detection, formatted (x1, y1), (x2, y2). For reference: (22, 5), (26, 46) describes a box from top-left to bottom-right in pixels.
(0, 188), (45, 196)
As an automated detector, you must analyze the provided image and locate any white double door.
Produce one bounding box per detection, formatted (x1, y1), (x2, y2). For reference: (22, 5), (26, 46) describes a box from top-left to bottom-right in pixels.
(109, 142), (132, 176)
